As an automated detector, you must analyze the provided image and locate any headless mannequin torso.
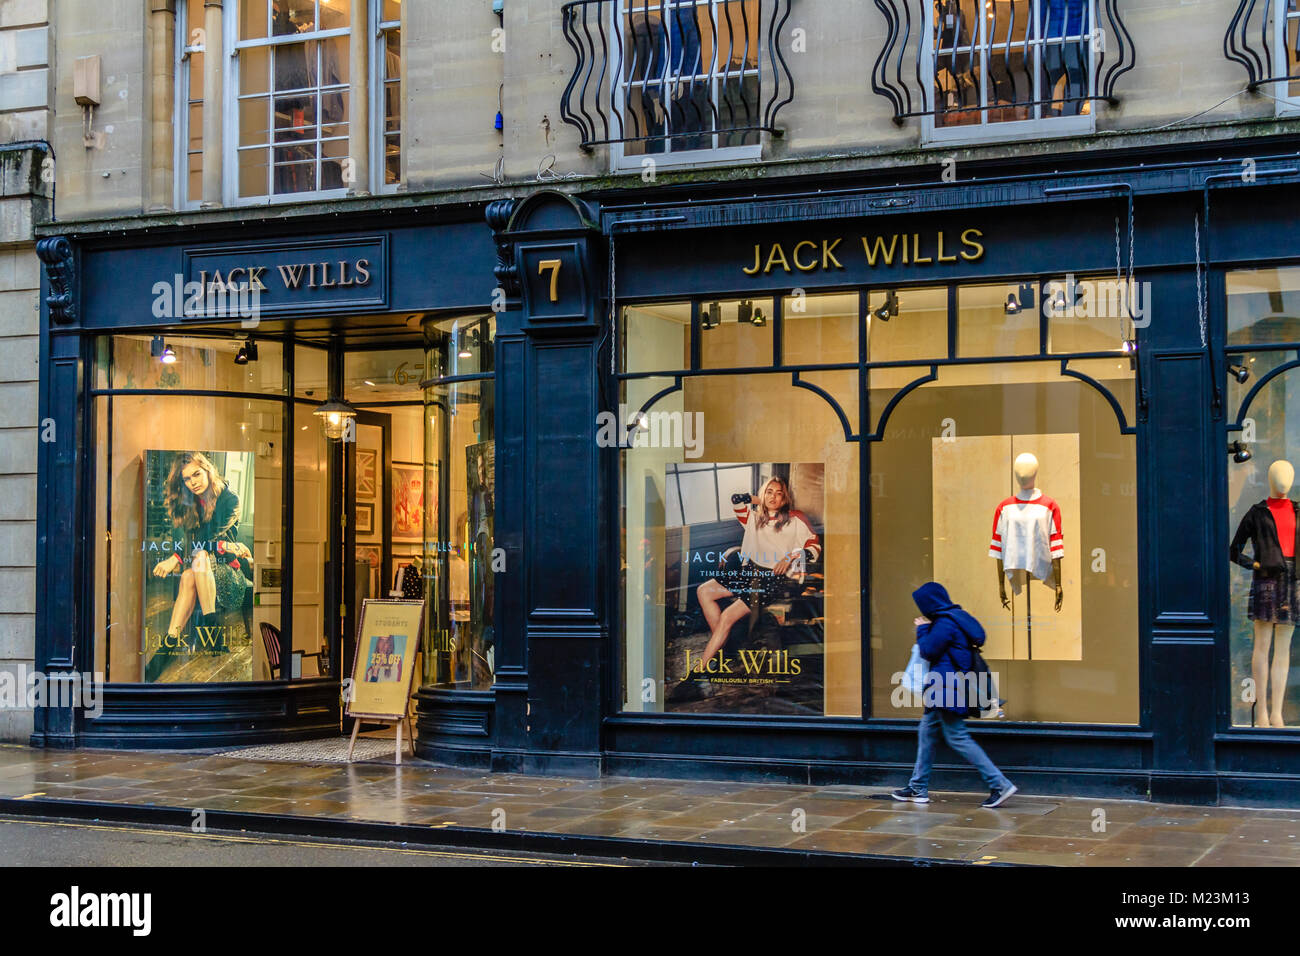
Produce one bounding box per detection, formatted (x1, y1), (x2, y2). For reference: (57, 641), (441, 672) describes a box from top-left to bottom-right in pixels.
(995, 453), (1065, 612)
(1251, 460), (1296, 728)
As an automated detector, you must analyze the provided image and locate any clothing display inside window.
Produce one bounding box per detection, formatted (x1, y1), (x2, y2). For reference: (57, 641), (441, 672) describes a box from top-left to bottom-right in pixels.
(1230, 459), (1300, 728)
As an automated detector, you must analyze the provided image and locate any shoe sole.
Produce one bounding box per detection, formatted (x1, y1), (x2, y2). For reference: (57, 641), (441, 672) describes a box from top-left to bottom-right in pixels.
(891, 793), (930, 804)
(982, 784), (1018, 808)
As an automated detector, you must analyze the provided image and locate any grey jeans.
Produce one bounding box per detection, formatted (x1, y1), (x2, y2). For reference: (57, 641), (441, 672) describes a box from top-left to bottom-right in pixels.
(908, 708), (1012, 795)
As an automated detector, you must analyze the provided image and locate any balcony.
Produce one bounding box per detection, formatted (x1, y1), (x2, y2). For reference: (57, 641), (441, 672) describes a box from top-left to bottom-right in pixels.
(871, 0), (1133, 143)
(1226, 0), (1300, 107)
(560, 0), (795, 166)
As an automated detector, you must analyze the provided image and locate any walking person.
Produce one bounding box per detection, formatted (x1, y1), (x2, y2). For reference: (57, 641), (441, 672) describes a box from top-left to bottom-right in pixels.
(892, 581), (1018, 809)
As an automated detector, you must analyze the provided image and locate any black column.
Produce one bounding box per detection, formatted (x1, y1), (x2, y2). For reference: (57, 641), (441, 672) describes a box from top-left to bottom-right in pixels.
(491, 191), (606, 776)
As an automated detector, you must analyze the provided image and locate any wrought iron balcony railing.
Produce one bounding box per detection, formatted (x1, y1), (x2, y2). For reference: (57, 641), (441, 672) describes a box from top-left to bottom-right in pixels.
(872, 0), (1133, 129)
(560, 0), (795, 155)
(1226, 0), (1300, 91)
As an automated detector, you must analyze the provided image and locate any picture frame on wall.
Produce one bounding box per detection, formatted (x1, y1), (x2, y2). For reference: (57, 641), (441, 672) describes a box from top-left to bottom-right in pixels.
(391, 462), (425, 543)
(356, 448), (378, 500)
(356, 502), (374, 535)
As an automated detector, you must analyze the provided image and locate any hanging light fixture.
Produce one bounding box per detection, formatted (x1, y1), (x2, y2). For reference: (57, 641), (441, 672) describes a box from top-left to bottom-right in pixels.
(233, 338), (259, 365)
(750, 305), (766, 327)
(1229, 363), (1250, 384)
(1004, 293), (1021, 315)
(160, 343), (177, 364)
(314, 397), (358, 440)
(700, 301), (720, 330)
(1230, 440), (1253, 464)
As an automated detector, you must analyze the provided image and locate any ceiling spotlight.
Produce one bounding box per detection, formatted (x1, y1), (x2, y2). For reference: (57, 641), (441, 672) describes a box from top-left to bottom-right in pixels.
(737, 300), (753, 324)
(1050, 288), (1069, 313)
(700, 301), (721, 330)
(1121, 338), (1138, 355)
(160, 344), (177, 365)
(458, 346), (472, 359)
(150, 334), (164, 358)
(873, 290), (900, 323)
(234, 347), (248, 365)
(1230, 440), (1253, 464)
(750, 306), (766, 327)
(1229, 363), (1250, 384)
(1004, 293), (1021, 315)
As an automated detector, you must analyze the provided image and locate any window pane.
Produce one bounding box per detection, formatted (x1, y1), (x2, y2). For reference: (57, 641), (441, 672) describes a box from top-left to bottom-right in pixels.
(622, 301), (690, 374)
(1048, 277), (1139, 353)
(782, 291), (858, 366)
(238, 147), (270, 197)
(867, 286), (947, 361)
(272, 0), (314, 35)
(700, 298), (774, 369)
(240, 0), (268, 40)
(95, 396), (284, 683)
(240, 45), (271, 96)
(382, 0), (401, 22)
(240, 96), (270, 148)
(1227, 267), (1300, 346)
(344, 347), (424, 403)
(622, 372), (861, 717)
(958, 281), (1040, 356)
(295, 344), (329, 399)
(423, 313), (496, 379)
(869, 360), (1138, 723)
(103, 335), (285, 393)
(422, 380), (495, 690)
(275, 41), (317, 93)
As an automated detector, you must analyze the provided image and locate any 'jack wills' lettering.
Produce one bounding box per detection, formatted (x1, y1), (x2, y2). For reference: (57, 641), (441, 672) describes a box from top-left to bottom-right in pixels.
(744, 230), (986, 275)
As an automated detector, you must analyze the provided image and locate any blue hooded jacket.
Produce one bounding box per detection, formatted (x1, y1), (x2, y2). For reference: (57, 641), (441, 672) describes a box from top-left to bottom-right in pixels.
(913, 581), (986, 714)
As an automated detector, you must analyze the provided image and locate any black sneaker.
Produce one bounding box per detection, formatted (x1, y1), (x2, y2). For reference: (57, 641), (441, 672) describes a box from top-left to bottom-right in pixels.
(891, 787), (930, 804)
(981, 783), (1018, 808)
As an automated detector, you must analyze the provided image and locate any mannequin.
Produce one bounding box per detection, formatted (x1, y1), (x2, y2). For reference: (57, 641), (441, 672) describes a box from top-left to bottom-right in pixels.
(989, 452), (1065, 613)
(1230, 459), (1300, 728)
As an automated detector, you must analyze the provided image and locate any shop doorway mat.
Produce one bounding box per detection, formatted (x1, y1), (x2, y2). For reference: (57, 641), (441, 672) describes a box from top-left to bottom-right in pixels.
(212, 737), (413, 764)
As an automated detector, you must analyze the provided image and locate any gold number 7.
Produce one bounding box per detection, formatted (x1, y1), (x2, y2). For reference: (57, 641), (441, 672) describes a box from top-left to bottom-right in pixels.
(538, 259), (562, 302)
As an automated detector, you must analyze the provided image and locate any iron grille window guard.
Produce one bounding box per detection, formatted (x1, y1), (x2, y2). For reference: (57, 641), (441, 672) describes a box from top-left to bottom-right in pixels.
(871, 0), (1133, 128)
(1226, 0), (1300, 93)
(560, 0), (795, 156)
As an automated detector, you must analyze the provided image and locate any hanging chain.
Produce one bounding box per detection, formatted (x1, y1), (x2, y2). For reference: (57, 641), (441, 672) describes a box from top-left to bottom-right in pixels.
(1127, 197), (1136, 342)
(609, 228), (617, 378)
(1195, 213), (1207, 350)
(1114, 216), (1125, 341)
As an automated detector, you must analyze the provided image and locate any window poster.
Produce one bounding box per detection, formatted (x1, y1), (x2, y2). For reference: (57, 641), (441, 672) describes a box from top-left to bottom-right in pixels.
(140, 450), (256, 683)
(663, 463), (826, 714)
(347, 599), (423, 719)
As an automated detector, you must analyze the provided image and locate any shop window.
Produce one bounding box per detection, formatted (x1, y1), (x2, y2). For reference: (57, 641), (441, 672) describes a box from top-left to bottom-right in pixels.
(1225, 266), (1300, 729)
(868, 359), (1138, 724)
(1046, 275), (1140, 354)
(422, 317), (496, 690)
(926, 0), (1095, 143)
(295, 343), (329, 399)
(235, 0), (351, 201)
(93, 393), (285, 683)
(621, 371), (862, 717)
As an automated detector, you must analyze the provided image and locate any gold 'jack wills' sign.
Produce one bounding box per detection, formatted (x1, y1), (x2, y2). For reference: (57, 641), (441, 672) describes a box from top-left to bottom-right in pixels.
(743, 229), (985, 275)
(196, 259), (372, 293)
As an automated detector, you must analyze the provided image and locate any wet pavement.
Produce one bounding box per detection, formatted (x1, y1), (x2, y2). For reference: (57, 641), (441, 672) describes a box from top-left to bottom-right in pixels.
(0, 744), (1297, 865)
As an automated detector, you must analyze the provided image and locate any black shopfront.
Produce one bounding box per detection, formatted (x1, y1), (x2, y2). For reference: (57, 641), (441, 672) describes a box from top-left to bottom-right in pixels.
(31, 139), (1300, 806)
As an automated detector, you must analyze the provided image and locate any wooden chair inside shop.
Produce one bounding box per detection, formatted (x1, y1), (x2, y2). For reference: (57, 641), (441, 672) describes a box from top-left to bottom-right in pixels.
(259, 622), (327, 679)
